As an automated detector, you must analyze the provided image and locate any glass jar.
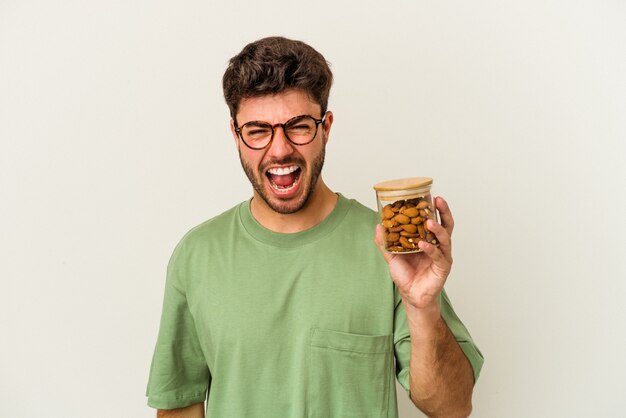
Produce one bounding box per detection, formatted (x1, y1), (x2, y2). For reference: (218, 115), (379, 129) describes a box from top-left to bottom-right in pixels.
(373, 177), (439, 254)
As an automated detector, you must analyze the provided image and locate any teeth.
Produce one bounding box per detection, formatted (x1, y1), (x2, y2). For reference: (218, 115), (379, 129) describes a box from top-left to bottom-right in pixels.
(267, 166), (299, 175)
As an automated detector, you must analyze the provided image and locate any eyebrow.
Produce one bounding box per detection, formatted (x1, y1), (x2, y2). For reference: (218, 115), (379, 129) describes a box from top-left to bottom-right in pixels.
(242, 121), (271, 128)
(240, 114), (319, 128)
(285, 115), (310, 124)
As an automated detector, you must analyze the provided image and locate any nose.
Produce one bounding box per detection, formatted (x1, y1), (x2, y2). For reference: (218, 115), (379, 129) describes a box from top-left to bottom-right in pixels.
(265, 125), (295, 158)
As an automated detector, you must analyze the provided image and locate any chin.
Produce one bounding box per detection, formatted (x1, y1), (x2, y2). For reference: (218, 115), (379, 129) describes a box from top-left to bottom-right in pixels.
(261, 184), (311, 215)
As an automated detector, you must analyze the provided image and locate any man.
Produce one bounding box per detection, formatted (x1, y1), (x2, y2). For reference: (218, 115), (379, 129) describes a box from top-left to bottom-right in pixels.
(146, 36), (483, 418)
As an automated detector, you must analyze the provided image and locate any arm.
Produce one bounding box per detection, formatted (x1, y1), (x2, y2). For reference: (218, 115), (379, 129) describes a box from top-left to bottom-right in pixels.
(375, 197), (474, 417)
(404, 302), (474, 417)
(157, 402), (205, 418)
(146, 240), (211, 413)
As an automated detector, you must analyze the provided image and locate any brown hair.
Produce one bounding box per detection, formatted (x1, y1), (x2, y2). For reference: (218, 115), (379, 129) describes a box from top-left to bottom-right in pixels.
(222, 36), (333, 121)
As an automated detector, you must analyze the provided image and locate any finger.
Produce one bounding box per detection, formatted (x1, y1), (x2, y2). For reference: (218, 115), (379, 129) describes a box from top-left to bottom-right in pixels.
(435, 196), (454, 236)
(374, 223), (395, 263)
(426, 219), (452, 262)
(417, 239), (452, 279)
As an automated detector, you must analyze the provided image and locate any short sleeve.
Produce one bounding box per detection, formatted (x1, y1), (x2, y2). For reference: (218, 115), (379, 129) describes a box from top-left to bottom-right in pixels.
(146, 242), (210, 409)
(393, 290), (412, 392)
(393, 288), (484, 393)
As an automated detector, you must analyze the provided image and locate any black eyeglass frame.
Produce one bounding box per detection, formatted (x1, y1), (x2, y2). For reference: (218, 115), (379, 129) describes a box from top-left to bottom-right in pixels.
(234, 114), (326, 150)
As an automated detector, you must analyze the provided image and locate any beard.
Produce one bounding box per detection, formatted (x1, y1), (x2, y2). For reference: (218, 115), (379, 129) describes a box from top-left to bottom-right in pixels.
(239, 144), (326, 215)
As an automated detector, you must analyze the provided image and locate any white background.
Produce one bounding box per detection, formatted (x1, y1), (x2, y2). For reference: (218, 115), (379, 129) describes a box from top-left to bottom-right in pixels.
(1, 1), (625, 417)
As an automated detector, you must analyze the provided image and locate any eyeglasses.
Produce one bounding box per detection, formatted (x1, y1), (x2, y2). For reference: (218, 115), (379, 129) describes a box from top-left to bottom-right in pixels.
(235, 114), (326, 150)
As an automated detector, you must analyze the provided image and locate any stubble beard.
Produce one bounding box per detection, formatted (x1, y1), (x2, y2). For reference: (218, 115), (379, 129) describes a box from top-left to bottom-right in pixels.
(239, 144), (326, 215)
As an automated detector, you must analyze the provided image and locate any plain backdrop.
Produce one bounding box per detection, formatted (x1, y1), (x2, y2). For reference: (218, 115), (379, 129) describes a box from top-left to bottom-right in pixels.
(1, 1), (625, 417)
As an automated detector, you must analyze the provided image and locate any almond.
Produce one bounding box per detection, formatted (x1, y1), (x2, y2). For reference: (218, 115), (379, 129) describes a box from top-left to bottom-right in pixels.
(382, 219), (397, 229)
(394, 214), (410, 224)
(382, 206), (395, 220)
(386, 232), (400, 242)
(399, 237), (417, 249)
(416, 201), (429, 209)
(401, 207), (419, 218)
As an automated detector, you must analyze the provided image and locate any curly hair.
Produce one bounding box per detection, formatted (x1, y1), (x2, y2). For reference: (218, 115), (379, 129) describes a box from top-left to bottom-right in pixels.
(223, 36), (333, 121)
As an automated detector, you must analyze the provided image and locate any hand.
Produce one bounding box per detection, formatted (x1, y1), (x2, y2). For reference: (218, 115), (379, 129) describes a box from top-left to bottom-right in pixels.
(375, 196), (455, 312)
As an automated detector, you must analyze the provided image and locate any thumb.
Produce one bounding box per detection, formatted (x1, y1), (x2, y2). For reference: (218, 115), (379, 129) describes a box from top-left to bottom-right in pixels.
(374, 223), (395, 263)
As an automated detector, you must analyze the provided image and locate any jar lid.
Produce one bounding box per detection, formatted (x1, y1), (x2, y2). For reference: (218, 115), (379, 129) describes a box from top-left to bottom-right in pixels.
(373, 177), (433, 191)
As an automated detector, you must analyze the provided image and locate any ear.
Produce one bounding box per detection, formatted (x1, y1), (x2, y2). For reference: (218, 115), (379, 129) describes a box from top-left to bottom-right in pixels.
(230, 118), (240, 147)
(322, 111), (333, 145)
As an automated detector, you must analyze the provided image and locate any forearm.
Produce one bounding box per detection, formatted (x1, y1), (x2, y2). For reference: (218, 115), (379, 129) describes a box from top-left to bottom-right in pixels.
(406, 303), (474, 418)
(157, 402), (205, 418)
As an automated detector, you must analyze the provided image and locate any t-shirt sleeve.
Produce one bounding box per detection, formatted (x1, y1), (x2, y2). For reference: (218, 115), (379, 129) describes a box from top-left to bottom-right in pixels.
(393, 288), (484, 393)
(146, 241), (210, 409)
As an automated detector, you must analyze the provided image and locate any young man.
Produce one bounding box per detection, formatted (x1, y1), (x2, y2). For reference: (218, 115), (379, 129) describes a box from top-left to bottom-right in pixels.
(146, 36), (483, 418)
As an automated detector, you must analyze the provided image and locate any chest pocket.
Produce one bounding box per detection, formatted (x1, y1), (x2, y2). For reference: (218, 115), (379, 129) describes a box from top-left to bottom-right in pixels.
(308, 328), (392, 418)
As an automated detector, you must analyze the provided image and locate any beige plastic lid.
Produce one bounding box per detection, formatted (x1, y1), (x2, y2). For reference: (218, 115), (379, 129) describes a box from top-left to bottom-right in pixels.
(373, 177), (433, 192)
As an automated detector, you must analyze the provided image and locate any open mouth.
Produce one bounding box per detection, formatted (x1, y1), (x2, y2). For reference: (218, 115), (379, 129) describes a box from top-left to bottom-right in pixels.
(266, 165), (302, 193)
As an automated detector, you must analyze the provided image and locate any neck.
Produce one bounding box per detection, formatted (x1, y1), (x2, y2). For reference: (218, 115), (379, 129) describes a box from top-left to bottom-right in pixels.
(250, 179), (338, 233)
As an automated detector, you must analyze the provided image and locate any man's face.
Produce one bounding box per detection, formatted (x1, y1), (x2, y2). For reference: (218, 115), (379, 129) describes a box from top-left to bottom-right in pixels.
(231, 89), (332, 215)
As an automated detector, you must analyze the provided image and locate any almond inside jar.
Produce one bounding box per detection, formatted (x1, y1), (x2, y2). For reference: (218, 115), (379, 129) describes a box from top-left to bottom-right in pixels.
(380, 197), (438, 253)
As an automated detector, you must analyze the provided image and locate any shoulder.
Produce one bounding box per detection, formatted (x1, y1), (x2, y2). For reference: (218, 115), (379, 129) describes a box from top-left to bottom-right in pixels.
(339, 194), (379, 225)
(332, 194), (382, 243)
(169, 202), (244, 262)
(183, 203), (241, 243)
